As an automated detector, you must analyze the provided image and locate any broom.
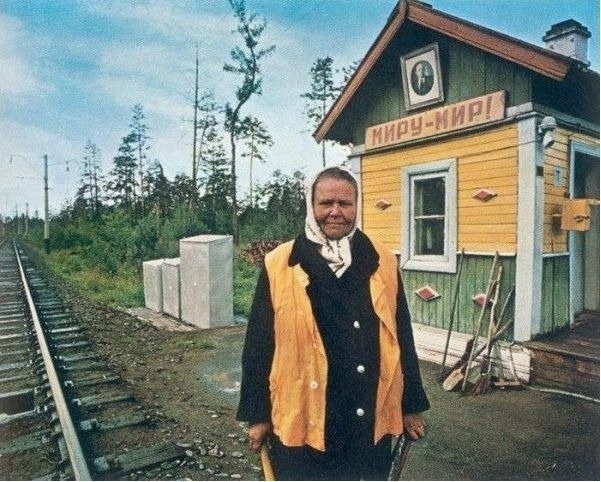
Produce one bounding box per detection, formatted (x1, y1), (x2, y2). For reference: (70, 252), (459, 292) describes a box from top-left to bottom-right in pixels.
(439, 248), (465, 381)
(471, 286), (515, 395)
(460, 252), (500, 392)
(442, 315), (514, 391)
(470, 267), (502, 395)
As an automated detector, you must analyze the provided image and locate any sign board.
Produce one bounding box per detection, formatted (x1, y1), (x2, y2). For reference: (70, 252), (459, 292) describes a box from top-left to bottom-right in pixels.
(365, 91), (506, 150)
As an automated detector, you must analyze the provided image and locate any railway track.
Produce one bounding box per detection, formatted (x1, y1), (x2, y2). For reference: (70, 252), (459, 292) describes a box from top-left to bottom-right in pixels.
(0, 240), (189, 480)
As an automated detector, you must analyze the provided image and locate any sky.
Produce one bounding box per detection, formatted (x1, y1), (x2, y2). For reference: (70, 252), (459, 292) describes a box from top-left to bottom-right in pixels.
(1, 0), (599, 219)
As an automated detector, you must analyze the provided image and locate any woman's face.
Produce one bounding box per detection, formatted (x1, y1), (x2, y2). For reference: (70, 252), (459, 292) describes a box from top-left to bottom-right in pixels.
(312, 177), (357, 240)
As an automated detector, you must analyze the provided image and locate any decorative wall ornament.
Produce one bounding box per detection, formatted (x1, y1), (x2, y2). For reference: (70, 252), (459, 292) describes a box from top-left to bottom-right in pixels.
(400, 43), (444, 111)
(472, 293), (488, 307)
(375, 199), (392, 210)
(415, 285), (440, 301)
(472, 188), (497, 202)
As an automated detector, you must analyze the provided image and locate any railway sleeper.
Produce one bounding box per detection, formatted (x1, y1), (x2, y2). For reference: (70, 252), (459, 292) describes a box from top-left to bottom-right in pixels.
(42, 313), (73, 322)
(0, 387), (34, 414)
(0, 322), (29, 333)
(48, 325), (81, 334)
(0, 348), (32, 361)
(0, 360), (31, 373)
(79, 412), (150, 433)
(0, 331), (31, 346)
(0, 339), (30, 349)
(54, 340), (90, 350)
(0, 428), (52, 456)
(0, 313), (28, 323)
(56, 353), (96, 363)
(58, 360), (108, 372)
(64, 374), (121, 389)
(50, 332), (84, 343)
(0, 372), (36, 384)
(92, 441), (186, 477)
(0, 407), (39, 426)
(0, 303), (26, 313)
(71, 391), (135, 408)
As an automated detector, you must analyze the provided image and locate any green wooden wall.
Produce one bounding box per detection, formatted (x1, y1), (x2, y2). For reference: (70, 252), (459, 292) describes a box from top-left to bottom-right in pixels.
(401, 253), (516, 340)
(540, 255), (570, 334)
(331, 24), (533, 145)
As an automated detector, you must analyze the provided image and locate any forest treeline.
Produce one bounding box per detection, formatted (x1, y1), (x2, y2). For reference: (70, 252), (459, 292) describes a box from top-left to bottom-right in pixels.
(5, 0), (357, 311)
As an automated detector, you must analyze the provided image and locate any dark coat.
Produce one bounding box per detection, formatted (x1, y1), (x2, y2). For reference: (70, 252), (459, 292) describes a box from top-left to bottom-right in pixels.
(237, 231), (429, 480)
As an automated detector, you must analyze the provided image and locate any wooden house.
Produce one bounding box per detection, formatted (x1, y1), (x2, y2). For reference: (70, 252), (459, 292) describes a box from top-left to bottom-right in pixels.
(315, 0), (599, 392)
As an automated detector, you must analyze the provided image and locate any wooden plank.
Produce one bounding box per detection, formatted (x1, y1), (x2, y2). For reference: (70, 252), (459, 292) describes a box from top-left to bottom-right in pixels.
(460, 213), (516, 225)
(458, 198), (517, 209)
(460, 241), (515, 253)
(459, 232), (516, 244)
(459, 204), (518, 215)
(461, 165), (516, 181)
(460, 224), (515, 235)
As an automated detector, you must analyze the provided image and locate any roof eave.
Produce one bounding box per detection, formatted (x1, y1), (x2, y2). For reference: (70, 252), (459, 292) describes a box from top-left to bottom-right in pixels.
(314, 1), (407, 143)
(315, 0), (577, 143)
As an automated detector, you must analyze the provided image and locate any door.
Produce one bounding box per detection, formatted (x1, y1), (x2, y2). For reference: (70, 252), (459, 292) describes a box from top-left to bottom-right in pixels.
(569, 142), (600, 321)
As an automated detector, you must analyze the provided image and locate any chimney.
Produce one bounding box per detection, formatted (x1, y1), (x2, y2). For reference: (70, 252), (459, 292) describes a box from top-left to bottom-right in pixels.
(543, 19), (591, 65)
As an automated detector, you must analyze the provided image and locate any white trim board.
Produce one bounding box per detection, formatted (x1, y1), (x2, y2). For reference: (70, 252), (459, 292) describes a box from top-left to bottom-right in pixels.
(412, 322), (531, 383)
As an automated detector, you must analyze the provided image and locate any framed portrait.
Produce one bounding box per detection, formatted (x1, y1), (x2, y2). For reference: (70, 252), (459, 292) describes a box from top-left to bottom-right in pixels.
(401, 43), (444, 111)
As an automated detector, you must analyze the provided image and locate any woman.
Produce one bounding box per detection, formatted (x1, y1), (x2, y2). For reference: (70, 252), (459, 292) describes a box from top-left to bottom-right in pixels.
(237, 166), (429, 480)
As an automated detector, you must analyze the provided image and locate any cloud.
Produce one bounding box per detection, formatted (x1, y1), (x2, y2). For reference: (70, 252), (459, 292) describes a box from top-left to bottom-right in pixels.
(0, 13), (47, 98)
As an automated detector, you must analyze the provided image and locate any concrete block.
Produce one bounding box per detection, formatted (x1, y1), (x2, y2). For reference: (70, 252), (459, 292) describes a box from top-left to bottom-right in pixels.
(143, 259), (163, 313)
(162, 258), (181, 320)
(180, 235), (233, 328)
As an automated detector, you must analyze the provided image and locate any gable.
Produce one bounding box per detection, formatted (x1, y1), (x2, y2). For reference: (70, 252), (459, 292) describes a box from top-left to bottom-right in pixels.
(315, 0), (597, 145)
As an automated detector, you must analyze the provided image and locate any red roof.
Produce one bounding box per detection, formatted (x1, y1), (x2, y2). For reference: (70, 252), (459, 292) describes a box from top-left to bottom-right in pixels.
(315, 0), (589, 143)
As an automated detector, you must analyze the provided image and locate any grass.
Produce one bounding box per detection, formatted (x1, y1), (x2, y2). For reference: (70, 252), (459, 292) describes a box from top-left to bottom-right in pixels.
(42, 248), (144, 308)
(233, 249), (261, 316)
(36, 245), (262, 316)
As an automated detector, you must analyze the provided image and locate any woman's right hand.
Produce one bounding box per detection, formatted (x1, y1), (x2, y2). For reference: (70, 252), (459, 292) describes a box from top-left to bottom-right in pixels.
(248, 422), (272, 452)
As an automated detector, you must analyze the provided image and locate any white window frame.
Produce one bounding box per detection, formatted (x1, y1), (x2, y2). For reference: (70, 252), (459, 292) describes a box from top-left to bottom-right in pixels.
(401, 158), (457, 273)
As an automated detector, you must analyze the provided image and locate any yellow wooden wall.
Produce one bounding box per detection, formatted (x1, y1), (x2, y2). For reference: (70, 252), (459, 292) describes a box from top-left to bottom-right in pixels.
(543, 129), (599, 253)
(361, 124), (519, 253)
(543, 129), (570, 253)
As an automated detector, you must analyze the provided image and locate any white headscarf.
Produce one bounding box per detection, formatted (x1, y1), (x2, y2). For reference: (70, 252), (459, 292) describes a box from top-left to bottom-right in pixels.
(304, 166), (360, 277)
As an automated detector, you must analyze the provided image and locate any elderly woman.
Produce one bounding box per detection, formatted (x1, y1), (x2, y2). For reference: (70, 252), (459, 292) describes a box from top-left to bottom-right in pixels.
(237, 166), (429, 480)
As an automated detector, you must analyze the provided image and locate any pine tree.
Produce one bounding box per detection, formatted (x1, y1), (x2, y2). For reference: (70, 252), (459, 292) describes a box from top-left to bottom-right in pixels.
(145, 160), (171, 218)
(239, 115), (273, 208)
(199, 141), (231, 233)
(301, 56), (337, 167)
(194, 90), (221, 200)
(106, 133), (138, 211)
(223, 0), (275, 243)
(79, 140), (104, 218)
(129, 104), (150, 214)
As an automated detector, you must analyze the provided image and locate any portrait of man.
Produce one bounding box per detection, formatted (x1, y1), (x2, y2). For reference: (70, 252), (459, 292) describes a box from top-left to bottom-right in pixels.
(401, 43), (444, 110)
(410, 60), (434, 96)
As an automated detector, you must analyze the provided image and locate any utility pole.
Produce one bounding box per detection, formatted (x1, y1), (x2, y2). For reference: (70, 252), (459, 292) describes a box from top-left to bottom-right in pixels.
(15, 206), (20, 235)
(25, 202), (29, 235)
(192, 45), (199, 193)
(44, 154), (50, 253)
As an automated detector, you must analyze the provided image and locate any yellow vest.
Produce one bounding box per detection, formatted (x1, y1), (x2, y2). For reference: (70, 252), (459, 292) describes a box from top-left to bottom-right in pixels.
(264, 238), (404, 451)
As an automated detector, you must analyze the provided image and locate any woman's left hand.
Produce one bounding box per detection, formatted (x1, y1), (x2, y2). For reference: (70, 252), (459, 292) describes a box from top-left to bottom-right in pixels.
(403, 413), (426, 440)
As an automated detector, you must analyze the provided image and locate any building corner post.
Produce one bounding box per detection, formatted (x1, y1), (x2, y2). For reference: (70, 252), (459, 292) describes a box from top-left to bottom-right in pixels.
(514, 115), (544, 341)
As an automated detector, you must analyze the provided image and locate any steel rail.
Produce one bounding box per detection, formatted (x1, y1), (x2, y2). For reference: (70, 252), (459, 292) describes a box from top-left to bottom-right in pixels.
(13, 242), (92, 480)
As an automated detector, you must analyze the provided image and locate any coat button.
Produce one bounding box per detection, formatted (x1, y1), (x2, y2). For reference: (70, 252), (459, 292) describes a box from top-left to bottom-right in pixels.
(309, 380), (318, 389)
(357, 365), (365, 374)
(356, 408), (365, 417)
(353, 321), (360, 329)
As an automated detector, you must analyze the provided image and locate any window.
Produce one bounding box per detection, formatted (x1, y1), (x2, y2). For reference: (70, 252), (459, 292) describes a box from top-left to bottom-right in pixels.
(401, 159), (457, 273)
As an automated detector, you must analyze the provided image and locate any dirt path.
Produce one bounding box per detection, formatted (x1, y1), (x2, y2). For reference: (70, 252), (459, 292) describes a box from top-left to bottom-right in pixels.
(196, 323), (600, 480)
(57, 286), (600, 480)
